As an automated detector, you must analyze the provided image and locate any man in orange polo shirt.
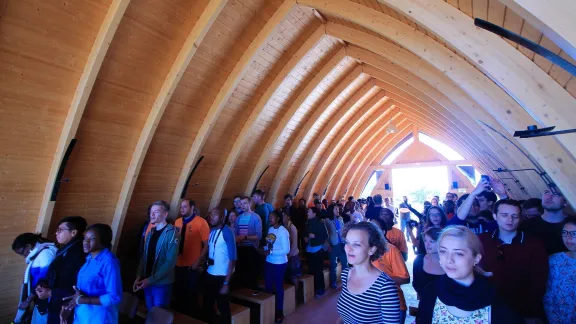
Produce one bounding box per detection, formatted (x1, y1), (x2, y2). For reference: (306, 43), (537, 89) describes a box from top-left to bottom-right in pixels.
(173, 199), (209, 317)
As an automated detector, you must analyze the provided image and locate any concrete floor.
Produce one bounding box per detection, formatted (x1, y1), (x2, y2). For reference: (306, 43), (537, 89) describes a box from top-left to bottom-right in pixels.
(284, 241), (418, 324)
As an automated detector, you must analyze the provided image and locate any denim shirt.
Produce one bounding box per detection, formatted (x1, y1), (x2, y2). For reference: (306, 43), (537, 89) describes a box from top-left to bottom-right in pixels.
(74, 248), (122, 324)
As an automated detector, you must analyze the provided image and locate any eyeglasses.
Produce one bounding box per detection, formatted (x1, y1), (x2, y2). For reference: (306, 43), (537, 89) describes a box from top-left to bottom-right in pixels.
(561, 231), (576, 238)
(56, 227), (71, 234)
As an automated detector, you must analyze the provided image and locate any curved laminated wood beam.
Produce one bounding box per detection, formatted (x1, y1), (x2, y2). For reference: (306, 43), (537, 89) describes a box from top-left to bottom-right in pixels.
(288, 82), (379, 197)
(109, 0), (227, 247)
(499, 0), (576, 60)
(325, 69), (500, 200)
(326, 112), (407, 199)
(347, 45), (542, 195)
(266, 65), (368, 205)
(243, 47), (349, 195)
(36, 0), (131, 235)
(170, 0), (297, 216)
(296, 3), (576, 204)
(208, 25), (326, 210)
(301, 88), (389, 200)
(332, 88), (496, 200)
(374, 0), (576, 154)
(351, 127), (413, 198)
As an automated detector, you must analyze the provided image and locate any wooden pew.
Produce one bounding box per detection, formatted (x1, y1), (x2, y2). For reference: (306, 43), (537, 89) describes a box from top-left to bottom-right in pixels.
(229, 288), (275, 324)
(257, 280), (296, 316)
(230, 303), (250, 324)
(298, 274), (314, 304)
(172, 311), (207, 323)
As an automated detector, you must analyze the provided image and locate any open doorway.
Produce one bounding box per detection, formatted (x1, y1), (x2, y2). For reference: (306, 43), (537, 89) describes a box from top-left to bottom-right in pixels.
(391, 166), (449, 212)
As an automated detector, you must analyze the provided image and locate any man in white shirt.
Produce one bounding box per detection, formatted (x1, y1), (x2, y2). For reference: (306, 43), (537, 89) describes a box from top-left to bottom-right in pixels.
(201, 208), (236, 324)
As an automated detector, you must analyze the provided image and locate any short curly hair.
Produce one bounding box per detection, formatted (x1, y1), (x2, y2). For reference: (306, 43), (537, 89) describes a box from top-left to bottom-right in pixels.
(342, 222), (387, 262)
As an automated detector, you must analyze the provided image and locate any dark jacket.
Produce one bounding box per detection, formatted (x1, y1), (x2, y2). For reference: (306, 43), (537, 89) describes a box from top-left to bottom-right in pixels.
(45, 238), (86, 324)
(137, 224), (179, 286)
(307, 217), (328, 248)
(479, 230), (548, 319)
(417, 275), (522, 324)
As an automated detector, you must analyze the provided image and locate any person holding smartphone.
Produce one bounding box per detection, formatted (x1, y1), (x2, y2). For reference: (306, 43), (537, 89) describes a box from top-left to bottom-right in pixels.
(450, 177), (507, 235)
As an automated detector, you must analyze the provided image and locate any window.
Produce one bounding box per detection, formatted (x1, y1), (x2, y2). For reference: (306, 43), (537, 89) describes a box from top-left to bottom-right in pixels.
(360, 171), (382, 198)
(419, 132), (464, 161)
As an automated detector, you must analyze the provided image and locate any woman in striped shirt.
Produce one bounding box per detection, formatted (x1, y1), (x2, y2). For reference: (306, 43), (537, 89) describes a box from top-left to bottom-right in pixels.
(337, 222), (401, 323)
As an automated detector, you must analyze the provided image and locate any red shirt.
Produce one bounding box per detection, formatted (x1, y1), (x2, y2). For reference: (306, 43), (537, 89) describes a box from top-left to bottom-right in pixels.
(479, 230), (548, 319)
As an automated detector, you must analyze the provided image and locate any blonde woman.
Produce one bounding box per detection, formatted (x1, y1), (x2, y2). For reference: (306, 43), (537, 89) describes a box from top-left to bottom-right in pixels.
(417, 226), (522, 323)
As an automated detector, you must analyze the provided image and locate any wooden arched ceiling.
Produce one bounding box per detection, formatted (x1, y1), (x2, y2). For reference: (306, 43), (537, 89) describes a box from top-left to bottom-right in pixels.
(2, 0), (576, 318)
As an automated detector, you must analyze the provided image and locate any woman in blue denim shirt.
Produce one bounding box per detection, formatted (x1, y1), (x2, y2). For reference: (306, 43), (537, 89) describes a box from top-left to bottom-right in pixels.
(61, 224), (122, 324)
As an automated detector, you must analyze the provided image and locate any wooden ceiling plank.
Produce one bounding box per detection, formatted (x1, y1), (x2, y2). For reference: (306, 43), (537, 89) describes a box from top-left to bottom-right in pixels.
(498, 0), (576, 60)
(289, 83), (378, 197)
(109, 0), (227, 246)
(487, 0), (506, 26)
(243, 47), (348, 195)
(328, 25), (543, 197)
(168, 0), (297, 215)
(265, 65), (366, 205)
(36, 0), (131, 235)
(349, 46), (542, 195)
(209, 25), (325, 209)
(377, 0), (576, 150)
(299, 0), (576, 205)
(350, 127), (412, 198)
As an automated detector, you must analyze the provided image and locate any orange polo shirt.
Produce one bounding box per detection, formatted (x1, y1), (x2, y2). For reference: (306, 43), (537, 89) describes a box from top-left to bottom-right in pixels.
(386, 227), (408, 254)
(174, 216), (210, 267)
(372, 244), (409, 311)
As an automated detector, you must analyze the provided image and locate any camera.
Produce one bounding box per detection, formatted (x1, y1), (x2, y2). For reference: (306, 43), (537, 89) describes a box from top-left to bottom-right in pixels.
(207, 258), (215, 266)
(407, 220), (419, 229)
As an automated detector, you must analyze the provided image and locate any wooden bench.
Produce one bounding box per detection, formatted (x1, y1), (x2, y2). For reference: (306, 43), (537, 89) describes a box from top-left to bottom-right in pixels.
(298, 274), (314, 304)
(172, 311), (207, 323)
(229, 288), (275, 324)
(230, 303), (250, 324)
(256, 280), (296, 316)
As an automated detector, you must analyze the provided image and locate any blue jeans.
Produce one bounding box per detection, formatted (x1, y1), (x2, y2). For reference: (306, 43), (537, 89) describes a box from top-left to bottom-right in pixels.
(329, 243), (348, 286)
(400, 309), (406, 323)
(144, 283), (172, 310)
(265, 262), (288, 311)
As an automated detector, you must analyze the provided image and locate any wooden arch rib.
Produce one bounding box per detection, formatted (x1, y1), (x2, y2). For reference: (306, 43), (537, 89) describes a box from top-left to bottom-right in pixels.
(288, 82), (379, 196)
(297, 4), (576, 203)
(324, 66), (504, 200)
(301, 87), (390, 201)
(168, 0), (297, 215)
(36, 0), (131, 235)
(315, 0), (576, 155)
(329, 82), (496, 201)
(481, 0), (576, 61)
(208, 25), (325, 210)
(345, 45), (543, 195)
(109, 0), (226, 246)
(291, 43), (542, 201)
(312, 69), (502, 202)
(243, 47), (349, 195)
(265, 64), (368, 204)
(351, 128), (414, 198)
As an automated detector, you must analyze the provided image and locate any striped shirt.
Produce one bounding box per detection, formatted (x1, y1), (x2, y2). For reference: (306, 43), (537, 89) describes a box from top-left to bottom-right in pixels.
(337, 267), (401, 324)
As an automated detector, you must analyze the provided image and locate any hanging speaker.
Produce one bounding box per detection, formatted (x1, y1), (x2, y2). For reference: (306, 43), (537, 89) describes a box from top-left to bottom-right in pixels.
(384, 183), (390, 190)
(452, 181), (458, 189)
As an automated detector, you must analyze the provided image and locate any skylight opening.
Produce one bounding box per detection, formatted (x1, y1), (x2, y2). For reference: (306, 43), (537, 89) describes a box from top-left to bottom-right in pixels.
(419, 132), (464, 161)
(381, 137), (414, 165)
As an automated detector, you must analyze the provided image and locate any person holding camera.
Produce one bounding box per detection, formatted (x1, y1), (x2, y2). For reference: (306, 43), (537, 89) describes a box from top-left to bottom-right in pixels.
(203, 207), (237, 324)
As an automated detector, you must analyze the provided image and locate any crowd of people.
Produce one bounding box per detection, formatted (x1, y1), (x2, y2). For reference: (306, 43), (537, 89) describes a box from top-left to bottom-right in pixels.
(10, 178), (576, 324)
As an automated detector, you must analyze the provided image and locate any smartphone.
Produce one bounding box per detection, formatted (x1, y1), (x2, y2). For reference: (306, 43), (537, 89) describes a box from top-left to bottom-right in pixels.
(480, 175), (491, 190)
